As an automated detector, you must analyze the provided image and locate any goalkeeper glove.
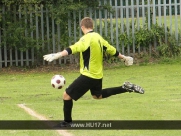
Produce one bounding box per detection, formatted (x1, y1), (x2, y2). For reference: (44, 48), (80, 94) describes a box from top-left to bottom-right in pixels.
(43, 53), (62, 62)
(121, 55), (133, 66)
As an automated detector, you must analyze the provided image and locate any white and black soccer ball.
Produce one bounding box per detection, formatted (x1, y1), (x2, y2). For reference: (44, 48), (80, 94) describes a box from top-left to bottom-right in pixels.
(51, 75), (66, 89)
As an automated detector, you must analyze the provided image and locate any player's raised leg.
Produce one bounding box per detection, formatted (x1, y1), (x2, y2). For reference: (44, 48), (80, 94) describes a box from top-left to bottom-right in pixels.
(92, 82), (144, 99)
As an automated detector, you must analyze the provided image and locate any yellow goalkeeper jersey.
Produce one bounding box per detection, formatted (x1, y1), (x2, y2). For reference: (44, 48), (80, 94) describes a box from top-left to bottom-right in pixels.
(66, 31), (119, 79)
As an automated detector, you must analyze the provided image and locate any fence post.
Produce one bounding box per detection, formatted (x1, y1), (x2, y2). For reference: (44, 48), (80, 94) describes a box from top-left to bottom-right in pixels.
(51, 15), (56, 65)
(147, 0), (152, 56)
(152, 0), (157, 50)
(114, 0), (119, 51)
(35, 5), (39, 65)
(120, 0), (124, 54)
(169, 0), (173, 34)
(30, 5), (35, 66)
(104, 0), (108, 38)
(73, 11), (77, 43)
(99, 0), (103, 36)
(125, 0), (130, 55)
(79, 11), (82, 37)
(57, 23), (61, 64)
(41, 4), (45, 65)
(163, 0), (168, 44)
(13, 5), (18, 67)
(158, 0), (162, 26)
(24, 5), (29, 66)
(18, 5), (24, 66)
(131, 0), (135, 54)
(136, 0), (141, 53)
(67, 11), (72, 64)
(109, 0), (114, 45)
(2, 5), (7, 67)
(180, 0), (181, 31)
(0, 24), (2, 68)
(174, 0), (178, 40)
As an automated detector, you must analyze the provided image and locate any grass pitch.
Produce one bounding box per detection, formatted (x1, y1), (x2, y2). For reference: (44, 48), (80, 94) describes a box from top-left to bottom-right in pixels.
(0, 61), (181, 136)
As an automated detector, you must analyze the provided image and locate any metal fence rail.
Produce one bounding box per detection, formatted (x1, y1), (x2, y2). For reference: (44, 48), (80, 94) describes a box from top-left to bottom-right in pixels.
(0, 0), (181, 68)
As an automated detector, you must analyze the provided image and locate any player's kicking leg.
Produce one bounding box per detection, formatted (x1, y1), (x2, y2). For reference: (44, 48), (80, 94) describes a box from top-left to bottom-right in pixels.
(92, 82), (144, 99)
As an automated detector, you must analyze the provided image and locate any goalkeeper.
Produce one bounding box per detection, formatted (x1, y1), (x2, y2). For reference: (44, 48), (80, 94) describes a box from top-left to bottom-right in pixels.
(43, 17), (144, 128)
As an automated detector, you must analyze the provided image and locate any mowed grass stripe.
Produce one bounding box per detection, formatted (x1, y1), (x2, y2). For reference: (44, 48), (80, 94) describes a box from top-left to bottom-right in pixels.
(18, 104), (74, 136)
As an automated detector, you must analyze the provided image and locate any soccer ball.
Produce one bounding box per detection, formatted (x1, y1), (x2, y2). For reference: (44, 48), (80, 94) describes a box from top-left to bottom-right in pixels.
(51, 75), (66, 89)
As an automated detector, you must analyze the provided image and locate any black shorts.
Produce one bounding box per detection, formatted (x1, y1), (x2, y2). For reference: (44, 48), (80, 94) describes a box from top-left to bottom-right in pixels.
(66, 75), (102, 101)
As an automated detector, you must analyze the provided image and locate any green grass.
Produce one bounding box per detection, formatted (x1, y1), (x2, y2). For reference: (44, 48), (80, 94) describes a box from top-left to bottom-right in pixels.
(0, 62), (181, 136)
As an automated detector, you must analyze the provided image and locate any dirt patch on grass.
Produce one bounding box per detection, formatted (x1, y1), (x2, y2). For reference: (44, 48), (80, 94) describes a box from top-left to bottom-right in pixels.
(0, 97), (11, 102)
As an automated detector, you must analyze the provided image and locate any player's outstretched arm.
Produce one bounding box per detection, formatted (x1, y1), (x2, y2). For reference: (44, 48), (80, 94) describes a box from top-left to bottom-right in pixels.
(117, 53), (133, 66)
(43, 50), (68, 62)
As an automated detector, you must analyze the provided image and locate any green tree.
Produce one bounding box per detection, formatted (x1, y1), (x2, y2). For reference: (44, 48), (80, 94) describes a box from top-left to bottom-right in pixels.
(0, 0), (99, 51)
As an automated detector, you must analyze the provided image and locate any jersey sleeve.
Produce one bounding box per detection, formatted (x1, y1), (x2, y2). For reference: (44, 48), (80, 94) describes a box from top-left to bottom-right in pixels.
(69, 36), (90, 54)
(102, 38), (119, 56)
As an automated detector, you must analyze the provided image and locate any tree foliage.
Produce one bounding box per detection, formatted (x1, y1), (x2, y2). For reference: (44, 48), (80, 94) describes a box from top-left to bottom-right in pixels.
(0, 0), (99, 51)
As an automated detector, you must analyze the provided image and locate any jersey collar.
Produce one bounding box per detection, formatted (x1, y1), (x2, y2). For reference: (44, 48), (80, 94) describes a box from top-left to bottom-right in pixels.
(86, 30), (94, 34)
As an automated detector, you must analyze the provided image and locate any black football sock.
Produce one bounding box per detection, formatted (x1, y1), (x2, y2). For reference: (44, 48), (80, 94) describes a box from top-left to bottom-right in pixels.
(63, 99), (73, 122)
(101, 86), (127, 98)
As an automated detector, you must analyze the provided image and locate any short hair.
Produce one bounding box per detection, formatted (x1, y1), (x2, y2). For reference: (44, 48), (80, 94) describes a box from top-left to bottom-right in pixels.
(80, 17), (93, 29)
